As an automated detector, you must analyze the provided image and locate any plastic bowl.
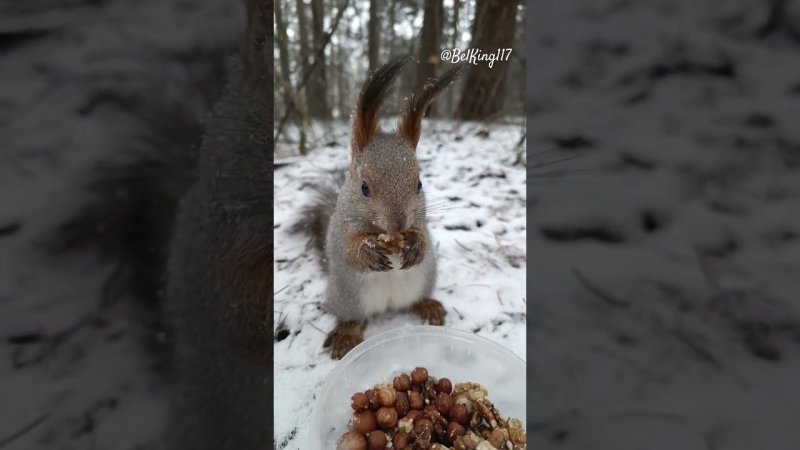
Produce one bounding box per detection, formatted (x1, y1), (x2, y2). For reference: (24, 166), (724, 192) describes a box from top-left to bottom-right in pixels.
(308, 325), (526, 447)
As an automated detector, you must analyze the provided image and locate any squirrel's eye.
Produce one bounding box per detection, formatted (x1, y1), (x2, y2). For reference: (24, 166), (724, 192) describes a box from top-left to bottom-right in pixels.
(361, 181), (370, 197)
(417, 179), (422, 192)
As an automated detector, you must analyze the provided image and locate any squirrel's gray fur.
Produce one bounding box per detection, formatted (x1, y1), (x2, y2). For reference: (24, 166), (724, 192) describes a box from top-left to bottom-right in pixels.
(324, 133), (438, 320)
(295, 58), (464, 325)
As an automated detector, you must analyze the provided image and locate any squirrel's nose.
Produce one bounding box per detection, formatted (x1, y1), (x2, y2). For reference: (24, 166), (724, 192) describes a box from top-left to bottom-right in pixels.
(389, 214), (407, 232)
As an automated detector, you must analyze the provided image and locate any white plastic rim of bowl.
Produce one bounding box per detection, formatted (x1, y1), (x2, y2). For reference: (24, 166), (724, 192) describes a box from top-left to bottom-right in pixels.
(307, 325), (526, 448)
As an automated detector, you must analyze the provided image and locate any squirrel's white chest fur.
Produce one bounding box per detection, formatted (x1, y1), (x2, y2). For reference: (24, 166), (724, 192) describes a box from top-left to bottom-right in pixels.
(358, 255), (427, 316)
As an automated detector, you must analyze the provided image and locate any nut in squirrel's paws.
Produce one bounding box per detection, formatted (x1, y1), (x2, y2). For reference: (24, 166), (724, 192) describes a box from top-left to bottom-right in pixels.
(375, 232), (405, 254)
(323, 321), (365, 359)
(410, 298), (446, 326)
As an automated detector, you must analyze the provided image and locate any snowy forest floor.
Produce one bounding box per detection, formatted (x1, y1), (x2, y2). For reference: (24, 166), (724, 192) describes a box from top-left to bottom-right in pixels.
(273, 119), (527, 448)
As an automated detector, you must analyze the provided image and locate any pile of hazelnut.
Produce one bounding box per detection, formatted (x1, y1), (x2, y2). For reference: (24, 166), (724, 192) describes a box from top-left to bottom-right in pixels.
(336, 367), (526, 450)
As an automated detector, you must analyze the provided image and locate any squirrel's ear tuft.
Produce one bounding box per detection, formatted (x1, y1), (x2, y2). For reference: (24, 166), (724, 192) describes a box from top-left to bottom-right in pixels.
(241, 0), (270, 91)
(352, 56), (409, 157)
(397, 64), (466, 149)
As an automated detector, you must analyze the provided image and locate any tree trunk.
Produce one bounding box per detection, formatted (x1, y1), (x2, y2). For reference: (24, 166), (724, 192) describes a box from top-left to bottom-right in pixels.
(386, 0), (397, 57)
(295, 0), (311, 67)
(295, 0), (313, 116)
(277, 2), (309, 152)
(337, 30), (348, 119)
(456, 0), (519, 120)
(275, 1), (293, 118)
(416, 0), (444, 117)
(446, 0), (461, 116)
(308, 0), (331, 119)
(368, 0), (381, 73)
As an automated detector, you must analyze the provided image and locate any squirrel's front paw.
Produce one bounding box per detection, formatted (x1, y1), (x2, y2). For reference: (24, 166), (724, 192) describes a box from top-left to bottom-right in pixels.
(361, 238), (393, 271)
(400, 228), (427, 269)
(323, 321), (365, 359)
(347, 233), (392, 271)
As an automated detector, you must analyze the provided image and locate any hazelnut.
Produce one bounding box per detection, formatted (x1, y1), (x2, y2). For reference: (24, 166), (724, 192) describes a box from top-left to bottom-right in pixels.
(367, 431), (388, 450)
(365, 389), (381, 410)
(423, 404), (438, 418)
(337, 431), (367, 450)
(376, 232), (405, 253)
(408, 391), (424, 410)
(447, 422), (467, 441)
(351, 392), (369, 411)
(393, 373), (412, 391)
(411, 423), (432, 448)
(410, 367), (428, 385)
(434, 392), (454, 415)
(405, 409), (422, 421)
(349, 410), (377, 434)
(395, 392), (409, 417)
(435, 377), (453, 394)
(414, 417), (433, 434)
(392, 431), (410, 449)
(376, 407), (398, 429)
(378, 388), (397, 407)
(428, 408), (448, 428)
(449, 404), (469, 426)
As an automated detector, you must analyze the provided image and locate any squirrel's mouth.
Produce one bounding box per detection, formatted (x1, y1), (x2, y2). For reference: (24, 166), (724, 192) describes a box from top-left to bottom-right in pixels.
(369, 212), (411, 234)
(372, 226), (409, 235)
(384, 213), (409, 233)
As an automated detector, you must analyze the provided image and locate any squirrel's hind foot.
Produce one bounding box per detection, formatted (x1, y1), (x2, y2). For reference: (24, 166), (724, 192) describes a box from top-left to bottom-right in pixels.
(323, 321), (366, 359)
(410, 298), (446, 326)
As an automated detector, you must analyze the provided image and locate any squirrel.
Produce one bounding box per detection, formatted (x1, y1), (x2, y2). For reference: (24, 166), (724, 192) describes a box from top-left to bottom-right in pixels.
(295, 57), (464, 359)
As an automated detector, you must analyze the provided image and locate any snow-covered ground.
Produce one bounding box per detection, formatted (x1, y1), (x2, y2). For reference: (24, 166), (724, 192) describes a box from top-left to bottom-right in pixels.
(0, 1), (240, 449)
(528, 0), (800, 448)
(273, 119), (527, 448)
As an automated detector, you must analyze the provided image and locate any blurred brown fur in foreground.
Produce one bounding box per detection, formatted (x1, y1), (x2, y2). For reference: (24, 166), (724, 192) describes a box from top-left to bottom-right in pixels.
(164, 0), (274, 448)
(54, 1), (275, 448)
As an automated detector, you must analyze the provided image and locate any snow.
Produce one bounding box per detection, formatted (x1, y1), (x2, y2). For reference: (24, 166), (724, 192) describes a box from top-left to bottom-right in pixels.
(527, 0), (800, 447)
(274, 119), (527, 448)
